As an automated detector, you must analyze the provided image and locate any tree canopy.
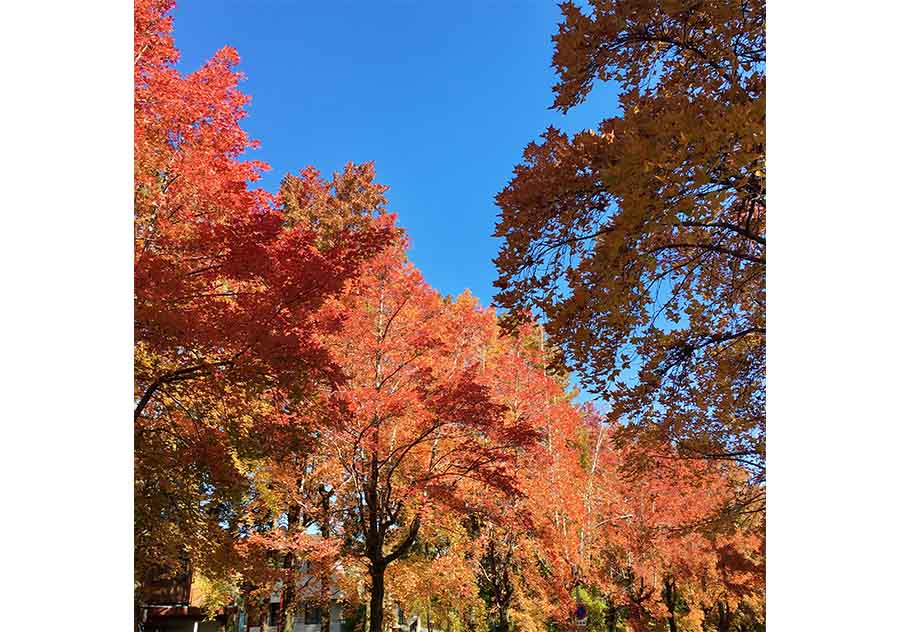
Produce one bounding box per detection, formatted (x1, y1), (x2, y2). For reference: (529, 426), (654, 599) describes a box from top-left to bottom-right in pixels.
(134, 2), (765, 631)
(494, 0), (766, 483)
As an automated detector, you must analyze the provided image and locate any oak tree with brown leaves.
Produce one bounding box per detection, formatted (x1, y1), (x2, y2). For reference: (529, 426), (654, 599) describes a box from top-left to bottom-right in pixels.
(494, 0), (766, 483)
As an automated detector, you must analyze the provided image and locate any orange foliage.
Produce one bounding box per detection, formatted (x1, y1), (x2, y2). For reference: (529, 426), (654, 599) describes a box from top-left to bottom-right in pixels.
(134, 0), (394, 585)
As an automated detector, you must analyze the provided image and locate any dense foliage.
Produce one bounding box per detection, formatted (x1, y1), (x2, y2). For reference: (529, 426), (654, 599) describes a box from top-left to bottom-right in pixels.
(494, 0), (766, 484)
(134, 2), (765, 631)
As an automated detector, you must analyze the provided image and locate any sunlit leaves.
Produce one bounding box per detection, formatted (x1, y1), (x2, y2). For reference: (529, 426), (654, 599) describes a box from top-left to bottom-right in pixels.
(134, 0), (394, 588)
(494, 0), (766, 481)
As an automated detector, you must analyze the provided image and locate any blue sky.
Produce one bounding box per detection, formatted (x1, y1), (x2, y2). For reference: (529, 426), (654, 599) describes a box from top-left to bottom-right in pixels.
(171, 0), (620, 310)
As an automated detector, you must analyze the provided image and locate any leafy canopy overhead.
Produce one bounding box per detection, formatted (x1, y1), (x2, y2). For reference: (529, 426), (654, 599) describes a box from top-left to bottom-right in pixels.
(494, 0), (766, 479)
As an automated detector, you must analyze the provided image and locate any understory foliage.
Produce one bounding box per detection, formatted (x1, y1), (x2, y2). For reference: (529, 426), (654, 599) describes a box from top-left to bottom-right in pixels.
(134, 2), (765, 632)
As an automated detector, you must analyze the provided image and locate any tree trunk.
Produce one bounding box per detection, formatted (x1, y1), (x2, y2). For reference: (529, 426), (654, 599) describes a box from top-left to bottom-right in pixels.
(134, 600), (143, 632)
(716, 601), (733, 632)
(280, 506), (301, 632)
(280, 586), (295, 632)
(496, 607), (510, 632)
(662, 577), (678, 632)
(321, 487), (333, 632)
(369, 563), (386, 632)
(321, 596), (331, 632)
(606, 602), (617, 632)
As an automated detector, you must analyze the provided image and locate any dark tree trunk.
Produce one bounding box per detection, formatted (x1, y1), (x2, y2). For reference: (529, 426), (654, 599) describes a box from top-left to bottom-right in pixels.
(369, 563), (387, 632)
(321, 486), (333, 632)
(365, 454), (385, 632)
(606, 601), (617, 632)
(716, 601), (733, 632)
(280, 505), (301, 632)
(478, 532), (514, 632)
(360, 436), (419, 632)
(662, 577), (678, 632)
(280, 581), (295, 632)
(496, 606), (510, 632)
(321, 592), (332, 632)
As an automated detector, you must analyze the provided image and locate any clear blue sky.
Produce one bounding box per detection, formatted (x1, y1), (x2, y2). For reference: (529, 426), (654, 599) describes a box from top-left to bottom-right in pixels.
(171, 0), (619, 310)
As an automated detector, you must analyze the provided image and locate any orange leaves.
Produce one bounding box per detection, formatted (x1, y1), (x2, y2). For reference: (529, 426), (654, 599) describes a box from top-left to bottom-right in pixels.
(278, 247), (549, 628)
(134, 0), (397, 411)
(320, 241), (531, 512)
(494, 0), (766, 489)
(280, 162), (392, 252)
(134, 0), (396, 589)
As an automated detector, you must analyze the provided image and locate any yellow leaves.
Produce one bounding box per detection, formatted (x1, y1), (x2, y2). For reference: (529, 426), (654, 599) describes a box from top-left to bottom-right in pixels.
(680, 606), (705, 631)
(133, 341), (157, 376)
(190, 572), (239, 619)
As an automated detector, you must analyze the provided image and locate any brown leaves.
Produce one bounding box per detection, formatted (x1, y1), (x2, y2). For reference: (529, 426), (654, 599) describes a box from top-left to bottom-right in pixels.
(494, 0), (766, 479)
(488, 4), (766, 626)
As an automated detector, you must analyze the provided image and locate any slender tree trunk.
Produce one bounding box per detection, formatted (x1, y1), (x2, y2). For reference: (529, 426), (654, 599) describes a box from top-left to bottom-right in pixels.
(496, 607), (510, 632)
(280, 506), (300, 632)
(321, 487), (332, 632)
(663, 577), (678, 632)
(321, 587), (331, 632)
(606, 601), (617, 632)
(280, 584), (295, 632)
(134, 600), (143, 632)
(716, 601), (733, 632)
(369, 563), (386, 632)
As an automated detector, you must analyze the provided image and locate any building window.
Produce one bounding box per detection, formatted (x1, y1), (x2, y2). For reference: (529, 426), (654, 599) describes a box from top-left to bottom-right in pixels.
(305, 605), (322, 625)
(269, 602), (280, 626)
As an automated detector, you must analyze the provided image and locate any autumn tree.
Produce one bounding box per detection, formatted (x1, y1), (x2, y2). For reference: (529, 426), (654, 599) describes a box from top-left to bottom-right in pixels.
(362, 319), (589, 632)
(460, 325), (593, 632)
(134, 0), (393, 592)
(308, 242), (537, 632)
(494, 0), (766, 485)
(575, 433), (763, 632)
(387, 515), (487, 632)
(477, 399), (764, 632)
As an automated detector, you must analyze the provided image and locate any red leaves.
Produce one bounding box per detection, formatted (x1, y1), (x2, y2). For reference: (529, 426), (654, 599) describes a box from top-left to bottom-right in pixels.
(134, 6), (764, 630)
(134, 0), (394, 587)
(135, 0), (398, 410)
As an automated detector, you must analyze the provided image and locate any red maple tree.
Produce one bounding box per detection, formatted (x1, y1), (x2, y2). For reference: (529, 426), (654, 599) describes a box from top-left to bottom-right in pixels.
(134, 0), (395, 585)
